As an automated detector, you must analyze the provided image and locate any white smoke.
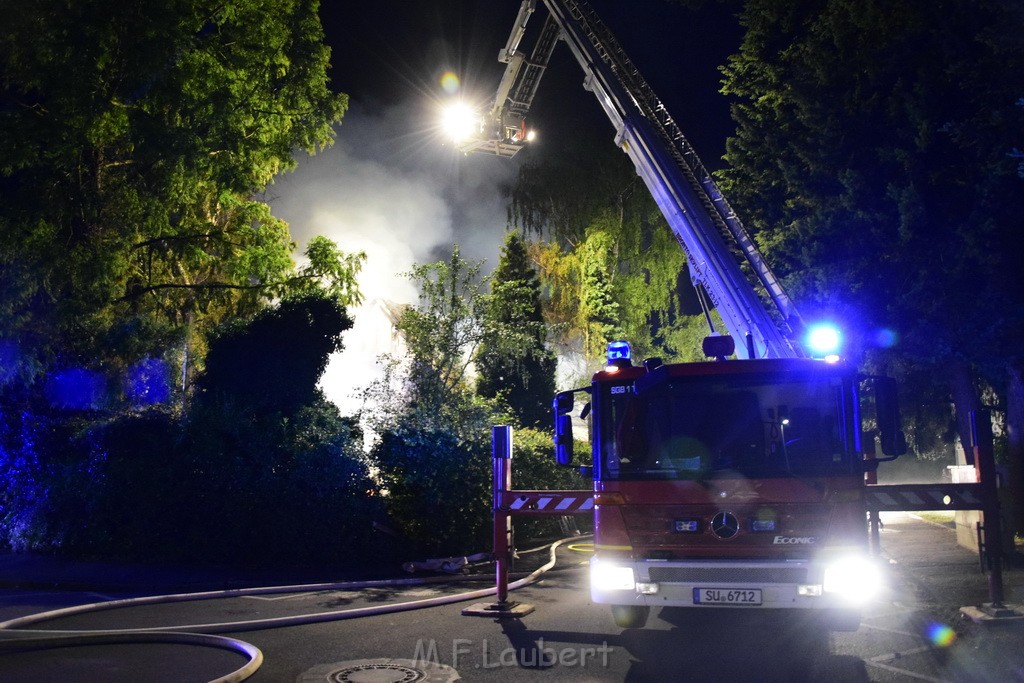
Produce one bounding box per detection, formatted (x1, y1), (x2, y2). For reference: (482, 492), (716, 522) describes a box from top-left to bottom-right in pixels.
(268, 99), (519, 416)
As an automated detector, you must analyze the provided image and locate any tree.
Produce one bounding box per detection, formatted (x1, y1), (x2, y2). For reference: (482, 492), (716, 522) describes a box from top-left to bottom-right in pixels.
(476, 232), (557, 428)
(194, 292), (353, 416)
(362, 245), (591, 555)
(179, 397), (382, 566)
(391, 247), (490, 428)
(718, 0), (1024, 521)
(578, 228), (623, 358)
(0, 0), (354, 392)
(510, 144), (709, 368)
(363, 247), (497, 555)
(0, 1), (380, 559)
(368, 424), (492, 557)
(174, 292), (381, 566)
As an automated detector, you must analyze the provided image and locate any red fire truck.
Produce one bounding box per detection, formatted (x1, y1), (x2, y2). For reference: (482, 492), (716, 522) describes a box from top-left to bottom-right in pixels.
(553, 344), (905, 629)
(457, 0), (907, 630)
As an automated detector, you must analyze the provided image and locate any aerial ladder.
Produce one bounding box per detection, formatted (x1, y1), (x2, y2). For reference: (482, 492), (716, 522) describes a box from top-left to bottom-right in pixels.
(457, 0), (1010, 629)
(460, 0), (804, 359)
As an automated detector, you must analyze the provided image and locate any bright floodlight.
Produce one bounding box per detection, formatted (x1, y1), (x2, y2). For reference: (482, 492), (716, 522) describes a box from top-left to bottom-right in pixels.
(441, 101), (479, 143)
(806, 324), (842, 357)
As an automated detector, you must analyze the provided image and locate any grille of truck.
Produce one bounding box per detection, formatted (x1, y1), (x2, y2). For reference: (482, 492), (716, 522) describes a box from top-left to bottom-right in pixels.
(648, 566), (808, 584)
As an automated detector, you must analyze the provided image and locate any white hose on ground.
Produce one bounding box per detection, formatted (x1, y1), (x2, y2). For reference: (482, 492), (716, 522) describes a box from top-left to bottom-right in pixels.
(0, 534), (591, 682)
(0, 630), (262, 683)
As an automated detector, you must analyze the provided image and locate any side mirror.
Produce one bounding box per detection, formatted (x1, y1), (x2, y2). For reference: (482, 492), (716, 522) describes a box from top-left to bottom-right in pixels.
(554, 388), (588, 466)
(875, 377), (907, 456)
(554, 414), (574, 465)
(554, 391), (574, 416)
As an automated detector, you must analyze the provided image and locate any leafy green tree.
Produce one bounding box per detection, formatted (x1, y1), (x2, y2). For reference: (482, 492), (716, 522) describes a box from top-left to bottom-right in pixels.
(195, 292), (354, 416)
(0, 0), (353, 390)
(528, 210), (708, 369)
(718, 0), (1024, 520)
(173, 292), (380, 566)
(578, 228), (624, 358)
(508, 142), (628, 245)
(363, 247), (498, 555)
(0, 1), (381, 558)
(510, 143), (710, 368)
(476, 233), (557, 428)
(180, 398), (381, 566)
(364, 248), (597, 557)
(392, 247), (490, 428)
(721, 0), (1023, 358)
(369, 424), (492, 557)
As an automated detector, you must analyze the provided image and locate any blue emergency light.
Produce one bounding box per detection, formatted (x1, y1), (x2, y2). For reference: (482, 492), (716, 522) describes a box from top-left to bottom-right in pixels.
(607, 341), (631, 362)
(806, 324), (842, 359)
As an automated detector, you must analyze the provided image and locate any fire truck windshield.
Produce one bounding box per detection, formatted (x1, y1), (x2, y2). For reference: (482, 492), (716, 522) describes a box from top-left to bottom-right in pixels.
(600, 374), (854, 480)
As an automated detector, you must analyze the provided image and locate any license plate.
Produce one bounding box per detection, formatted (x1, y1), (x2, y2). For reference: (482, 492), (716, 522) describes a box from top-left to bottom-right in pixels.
(693, 588), (763, 605)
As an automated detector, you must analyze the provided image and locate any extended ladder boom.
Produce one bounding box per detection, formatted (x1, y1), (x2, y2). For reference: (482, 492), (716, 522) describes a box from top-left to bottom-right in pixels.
(473, 0), (805, 358)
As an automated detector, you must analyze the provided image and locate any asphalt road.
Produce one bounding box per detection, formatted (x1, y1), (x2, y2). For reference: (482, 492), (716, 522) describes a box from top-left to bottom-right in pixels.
(1, 512), (1022, 682)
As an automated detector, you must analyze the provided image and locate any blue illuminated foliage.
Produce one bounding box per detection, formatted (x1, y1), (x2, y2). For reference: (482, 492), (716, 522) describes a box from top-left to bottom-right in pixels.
(0, 410), (46, 551)
(44, 368), (105, 410)
(124, 358), (171, 407)
(0, 340), (19, 388)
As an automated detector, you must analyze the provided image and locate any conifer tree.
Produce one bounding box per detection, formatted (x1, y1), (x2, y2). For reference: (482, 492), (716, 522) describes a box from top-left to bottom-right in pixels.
(476, 233), (557, 428)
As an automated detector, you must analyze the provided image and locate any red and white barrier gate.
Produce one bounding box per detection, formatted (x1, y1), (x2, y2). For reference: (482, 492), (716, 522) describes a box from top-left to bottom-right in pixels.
(463, 426), (591, 617)
(866, 410), (1008, 613)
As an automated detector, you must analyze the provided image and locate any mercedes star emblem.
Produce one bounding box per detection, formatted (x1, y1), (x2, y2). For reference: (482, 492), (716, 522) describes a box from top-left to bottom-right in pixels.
(711, 511), (740, 540)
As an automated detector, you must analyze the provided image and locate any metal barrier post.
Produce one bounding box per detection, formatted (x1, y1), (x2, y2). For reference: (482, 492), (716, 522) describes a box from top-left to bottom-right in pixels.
(972, 410), (1006, 608)
(493, 425), (513, 605)
(463, 425), (592, 618)
(463, 426), (536, 617)
(863, 433), (881, 553)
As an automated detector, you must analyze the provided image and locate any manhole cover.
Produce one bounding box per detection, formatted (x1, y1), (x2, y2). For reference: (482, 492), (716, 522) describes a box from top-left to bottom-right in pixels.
(330, 662), (422, 682)
(299, 659), (459, 683)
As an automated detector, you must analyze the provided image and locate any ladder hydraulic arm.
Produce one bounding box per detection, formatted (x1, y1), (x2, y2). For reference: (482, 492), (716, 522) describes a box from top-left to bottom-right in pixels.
(471, 0), (805, 358)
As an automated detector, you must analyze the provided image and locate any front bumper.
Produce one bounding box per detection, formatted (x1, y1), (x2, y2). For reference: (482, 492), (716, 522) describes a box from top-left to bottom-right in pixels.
(590, 554), (882, 611)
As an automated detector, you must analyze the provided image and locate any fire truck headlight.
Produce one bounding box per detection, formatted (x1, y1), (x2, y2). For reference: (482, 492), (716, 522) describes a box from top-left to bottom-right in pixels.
(823, 556), (883, 603)
(591, 559), (636, 592)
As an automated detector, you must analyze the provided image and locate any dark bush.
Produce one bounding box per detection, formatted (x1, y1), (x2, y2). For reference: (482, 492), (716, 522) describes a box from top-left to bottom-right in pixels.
(369, 424), (492, 558)
(178, 397), (387, 568)
(3, 294), (390, 570)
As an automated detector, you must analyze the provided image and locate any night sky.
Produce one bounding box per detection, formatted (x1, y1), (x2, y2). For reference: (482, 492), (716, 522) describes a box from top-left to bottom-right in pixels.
(322, 0), (742, 167)
(269, 0), (744, 412)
